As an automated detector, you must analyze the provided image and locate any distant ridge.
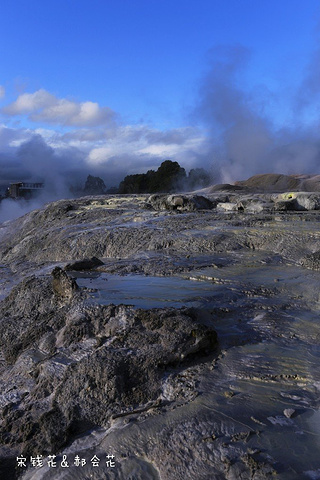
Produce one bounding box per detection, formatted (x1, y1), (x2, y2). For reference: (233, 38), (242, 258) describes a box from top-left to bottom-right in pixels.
(199, 173), (320, 194)
(234, 173), (320, 192)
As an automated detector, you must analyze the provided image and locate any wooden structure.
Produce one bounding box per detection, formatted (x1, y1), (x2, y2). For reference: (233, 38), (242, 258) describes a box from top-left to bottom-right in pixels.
(9, 182), (44, 199)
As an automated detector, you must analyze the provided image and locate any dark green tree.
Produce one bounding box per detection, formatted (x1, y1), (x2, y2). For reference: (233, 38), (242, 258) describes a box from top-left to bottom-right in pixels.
(118, 161), (187, 194)
(152, 160), (186, 192)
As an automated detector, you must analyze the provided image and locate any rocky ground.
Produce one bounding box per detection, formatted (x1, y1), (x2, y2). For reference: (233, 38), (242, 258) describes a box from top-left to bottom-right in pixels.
(0, 184), (320, 479)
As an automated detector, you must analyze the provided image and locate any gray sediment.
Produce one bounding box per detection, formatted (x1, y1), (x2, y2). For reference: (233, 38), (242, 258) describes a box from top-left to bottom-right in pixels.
(0, 191), (320, 479)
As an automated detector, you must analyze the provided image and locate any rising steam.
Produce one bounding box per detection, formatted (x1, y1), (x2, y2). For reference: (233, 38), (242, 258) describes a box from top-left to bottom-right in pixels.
(194, 45), (320, 183)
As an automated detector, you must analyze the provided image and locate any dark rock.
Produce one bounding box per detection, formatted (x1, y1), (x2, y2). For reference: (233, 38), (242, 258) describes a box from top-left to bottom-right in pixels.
(301, 250), (320, 270)
(65, 256), (104, 271)
(0, 274), (218, 456)
(273, 199), (297, 211)
(51, 267), (79, 298)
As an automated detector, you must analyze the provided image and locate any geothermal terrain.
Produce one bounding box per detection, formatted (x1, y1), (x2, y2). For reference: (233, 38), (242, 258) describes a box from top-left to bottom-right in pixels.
(0, 173), (320, 479)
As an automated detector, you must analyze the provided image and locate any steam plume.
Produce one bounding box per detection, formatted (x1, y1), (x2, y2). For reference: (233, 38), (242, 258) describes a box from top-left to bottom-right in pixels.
(195, 45), (320, 183)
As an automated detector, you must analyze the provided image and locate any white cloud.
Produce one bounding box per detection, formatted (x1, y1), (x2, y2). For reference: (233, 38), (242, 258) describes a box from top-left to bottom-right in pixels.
(32, 98), (78, 122)
(3, 89), (56, 114)
(137, 144), (183, 157)
(86, 125), (206, 171)
(0, 117), (206, 175)
(2, 89), (116, 127)
(0, 86), (5, 99)
(88, 146), (119, 165)
(0, 90), (210, 192)
(74, 101), (111, 126)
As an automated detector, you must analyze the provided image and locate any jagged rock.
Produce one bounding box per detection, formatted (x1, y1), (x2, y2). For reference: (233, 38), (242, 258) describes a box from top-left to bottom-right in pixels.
(241, 199), (273, 213)
(51, 267), (79, 298)
(275, 192), (320, 211)
(283, 408), (296, 418)
(0, 274), (218, 458)
(0, 273), (78, 363)
(146, 194), (214, 211)
(301, 250), (320, 270)
(216, 202), (238, 211)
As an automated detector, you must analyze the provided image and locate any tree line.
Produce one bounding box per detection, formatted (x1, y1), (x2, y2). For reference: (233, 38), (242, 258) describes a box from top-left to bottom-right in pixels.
(81, 160), (211, 195)
(118, 160), (211, 194)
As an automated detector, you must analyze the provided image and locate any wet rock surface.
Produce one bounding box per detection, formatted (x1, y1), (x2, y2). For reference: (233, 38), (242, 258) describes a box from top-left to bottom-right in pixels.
(0, 191), (320, 479)
(0, 272), (217, 457)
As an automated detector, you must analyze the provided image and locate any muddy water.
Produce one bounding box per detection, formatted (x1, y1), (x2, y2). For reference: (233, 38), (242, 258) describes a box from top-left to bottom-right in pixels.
(22, 251), (320, 479)
(73, 271), (231, 309)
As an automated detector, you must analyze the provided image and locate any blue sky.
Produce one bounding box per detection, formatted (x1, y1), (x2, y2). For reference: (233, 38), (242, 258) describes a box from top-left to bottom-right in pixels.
(1, 0), (320, 189)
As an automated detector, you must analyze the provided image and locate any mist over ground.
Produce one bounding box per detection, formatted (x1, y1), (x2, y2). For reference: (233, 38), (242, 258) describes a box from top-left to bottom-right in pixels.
(1, 44), (320, 222)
